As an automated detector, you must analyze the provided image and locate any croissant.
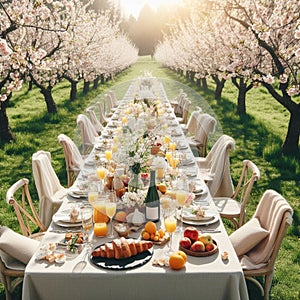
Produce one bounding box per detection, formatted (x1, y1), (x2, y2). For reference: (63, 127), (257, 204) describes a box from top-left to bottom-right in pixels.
(92, 237), (153, 260)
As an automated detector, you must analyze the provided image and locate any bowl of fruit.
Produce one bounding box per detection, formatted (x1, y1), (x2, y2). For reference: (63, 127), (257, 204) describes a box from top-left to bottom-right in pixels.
(179, 226), (218, 257)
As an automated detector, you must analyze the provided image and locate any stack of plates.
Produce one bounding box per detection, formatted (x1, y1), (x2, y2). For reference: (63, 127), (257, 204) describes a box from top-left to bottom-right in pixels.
(52, 209), (82, 227)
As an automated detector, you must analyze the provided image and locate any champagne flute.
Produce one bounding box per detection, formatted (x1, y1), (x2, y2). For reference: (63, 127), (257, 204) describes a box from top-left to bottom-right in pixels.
(88, 181), (98, 206)
(164, 215), (177, 255)
(96, 166), (107, 194)
(175, 189), (188, 233)
(105, 191), (117, 238)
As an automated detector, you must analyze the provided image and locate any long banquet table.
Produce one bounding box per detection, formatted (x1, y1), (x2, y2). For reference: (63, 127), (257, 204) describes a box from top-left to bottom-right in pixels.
(22, 78), (249, 300)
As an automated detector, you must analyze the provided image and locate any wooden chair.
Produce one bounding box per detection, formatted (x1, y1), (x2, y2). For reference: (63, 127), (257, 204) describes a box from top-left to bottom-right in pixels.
(214, 159), (260, 229)
(239, 190), (293, 299)
(176, 98), (191, 124)
(85, 107), (104, 135)
(76, 114), (99, 155)
(6, 178), (46, 238)
(187, 113), (217, 157)
(58, 134), (84, 187)
(197, 134), (235, 197)
(0, 254), (24, 300)
(96, 101), (109, 126)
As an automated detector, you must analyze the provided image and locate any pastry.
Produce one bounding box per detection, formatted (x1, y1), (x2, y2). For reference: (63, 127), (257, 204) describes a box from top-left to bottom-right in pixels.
(92, 238), (153, 259)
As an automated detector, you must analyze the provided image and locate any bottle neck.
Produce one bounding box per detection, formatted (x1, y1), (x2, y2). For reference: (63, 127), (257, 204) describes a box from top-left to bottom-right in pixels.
(149, 170), (156, 187)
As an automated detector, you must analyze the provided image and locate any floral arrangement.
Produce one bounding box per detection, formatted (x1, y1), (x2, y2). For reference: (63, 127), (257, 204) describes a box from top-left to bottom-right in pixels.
(122, 190), (146, 208)
(121, 130), (154, 174)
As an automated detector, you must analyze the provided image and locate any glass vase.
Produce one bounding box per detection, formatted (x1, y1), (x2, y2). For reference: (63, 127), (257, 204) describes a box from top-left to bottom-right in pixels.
(128, 172), (144, 192)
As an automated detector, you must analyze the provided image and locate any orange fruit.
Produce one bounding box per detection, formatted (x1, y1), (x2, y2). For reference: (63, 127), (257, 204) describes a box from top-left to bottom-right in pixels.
(169, 251), (187, 270)
(145, 221), (157, 235)
(158, 228), (165, 238)
(142, 231), (150, 240)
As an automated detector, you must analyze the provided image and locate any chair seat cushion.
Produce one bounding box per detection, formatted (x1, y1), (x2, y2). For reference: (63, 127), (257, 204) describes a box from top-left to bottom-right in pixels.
(229, 218), (269, 257)
(0, 226), (39, 265)
(214, 197), (241, 216)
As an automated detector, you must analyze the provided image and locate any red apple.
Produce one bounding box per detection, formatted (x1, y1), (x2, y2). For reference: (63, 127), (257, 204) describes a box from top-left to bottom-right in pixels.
(198, 234), (213, 245)
(205, 243), (215, 252)
(179, 237), (192, 249)
(184, 226), (199, 242)
(190, 241), (205, 252)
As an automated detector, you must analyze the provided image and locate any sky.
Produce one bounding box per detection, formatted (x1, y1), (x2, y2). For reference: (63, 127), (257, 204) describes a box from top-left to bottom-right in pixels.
(119, 0), (183, 18)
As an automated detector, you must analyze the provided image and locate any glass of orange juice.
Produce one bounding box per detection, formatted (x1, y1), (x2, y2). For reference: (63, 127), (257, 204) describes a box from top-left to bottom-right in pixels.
(88, 182), (98, 206)
(96, 166), (107, 194)
(175, 190), (188, 232)
(94, 222), (108, 237)
(105, 192), (117, 238)
(105, 149), (112, 162)
(164, 214), (177, 255)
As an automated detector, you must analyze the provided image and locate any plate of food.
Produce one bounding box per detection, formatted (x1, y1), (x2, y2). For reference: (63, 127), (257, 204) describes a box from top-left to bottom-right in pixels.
(179, 239), (218, 257)
(90, 237), (153, 270)
(52, 208), (83, 227)
(180, 207), (219, 226)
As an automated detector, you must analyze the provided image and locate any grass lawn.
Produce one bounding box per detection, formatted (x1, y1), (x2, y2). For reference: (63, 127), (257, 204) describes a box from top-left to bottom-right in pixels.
(0, 56), (299, 299)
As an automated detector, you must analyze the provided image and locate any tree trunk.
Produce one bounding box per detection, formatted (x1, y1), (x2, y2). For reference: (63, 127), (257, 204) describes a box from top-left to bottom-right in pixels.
(212, 75), (226, 100)
(0, 96), (15, 143)
(70, 80), (78, 101)
(40, 87), (57, 113)
(28, 80), (33, 91)
(201, 78), (208, 90)
(93, 77), (99, 89)
(83, 81), (90, 95)
(100, 74), (105, 84)
(232, 77), (253, 116)
(190, 71), (195, 83)
(196, 78), (201, 87)
(282, 108), (300, 156)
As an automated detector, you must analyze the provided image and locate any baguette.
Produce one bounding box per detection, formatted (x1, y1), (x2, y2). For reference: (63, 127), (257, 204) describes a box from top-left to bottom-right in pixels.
(92, 238), (153, 260)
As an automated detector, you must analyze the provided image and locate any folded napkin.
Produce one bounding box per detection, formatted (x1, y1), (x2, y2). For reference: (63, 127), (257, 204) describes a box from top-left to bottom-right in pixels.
(53, 209), (81, 223)
(182, 209), (214, 221)
(0, 226), (39, 265)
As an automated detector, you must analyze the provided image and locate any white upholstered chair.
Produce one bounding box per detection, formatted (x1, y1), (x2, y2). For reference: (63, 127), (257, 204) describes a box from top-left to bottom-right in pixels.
(58, 134), (84, 187)
(86, 107), (104, 135)
(230, 189), (293, 299)
(32, 150), (67, 228)
(214, 159), (260, 229)
(96, 101), (109, 126)
(196, 134), (235, 197)
(187, 113), (217, 157)
(76, 114), (99, 155)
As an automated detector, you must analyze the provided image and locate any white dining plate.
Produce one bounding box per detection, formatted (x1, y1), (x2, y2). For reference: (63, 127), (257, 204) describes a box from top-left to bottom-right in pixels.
(179, 208), (219, 226)
(67, 190), (88, 199)
(52, 209), (82, 227)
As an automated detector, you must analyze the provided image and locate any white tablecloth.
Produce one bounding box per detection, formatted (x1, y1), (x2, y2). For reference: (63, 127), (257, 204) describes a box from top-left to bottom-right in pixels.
(23, 79), (248, 300)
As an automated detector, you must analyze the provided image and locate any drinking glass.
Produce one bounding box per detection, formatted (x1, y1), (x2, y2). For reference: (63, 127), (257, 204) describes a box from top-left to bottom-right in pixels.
(164, 214), (177, 255)
(88, 181), (98, 206)
(105, 192), (117, 238)
(96, 166), (107, 193)
(80, 206), (93, 247)
(175, 189), (188, 233)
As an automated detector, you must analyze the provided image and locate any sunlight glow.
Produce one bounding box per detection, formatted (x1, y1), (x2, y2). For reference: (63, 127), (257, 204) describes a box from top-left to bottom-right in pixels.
(119, 0), (182, 18)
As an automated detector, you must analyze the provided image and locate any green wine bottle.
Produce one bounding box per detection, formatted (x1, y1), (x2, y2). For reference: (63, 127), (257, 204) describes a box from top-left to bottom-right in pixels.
(145, 170), (160, 222)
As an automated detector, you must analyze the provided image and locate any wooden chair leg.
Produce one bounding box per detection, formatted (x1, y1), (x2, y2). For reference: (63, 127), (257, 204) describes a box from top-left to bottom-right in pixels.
(264, 272), (273, 300)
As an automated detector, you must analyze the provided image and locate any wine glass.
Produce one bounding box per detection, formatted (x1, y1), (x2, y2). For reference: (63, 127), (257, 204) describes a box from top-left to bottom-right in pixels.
(96, 165), (107, 194)
(80, 206), (93, 248)
(164, 214), (177, 255)
(88, 181), (98, 206)
(175, 189), (188, 233)
(105, 191), (117, 238)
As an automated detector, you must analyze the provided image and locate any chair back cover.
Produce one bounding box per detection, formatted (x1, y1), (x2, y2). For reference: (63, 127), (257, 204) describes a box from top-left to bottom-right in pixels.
(206, 135), (235, 197)
(86, 108), (104, 134)
(76, 114), (98, 155)
(32, 151), (66, 227)
(241, 189), (293, 269)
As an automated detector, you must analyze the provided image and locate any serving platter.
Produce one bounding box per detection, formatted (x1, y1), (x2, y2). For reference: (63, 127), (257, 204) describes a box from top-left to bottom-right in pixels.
(90, 244), (153, 270)
(179, 240), (218, 257)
